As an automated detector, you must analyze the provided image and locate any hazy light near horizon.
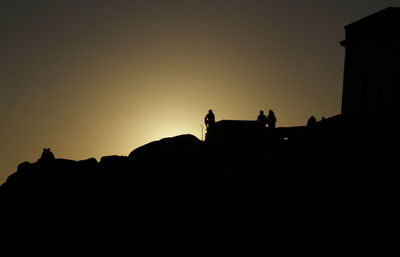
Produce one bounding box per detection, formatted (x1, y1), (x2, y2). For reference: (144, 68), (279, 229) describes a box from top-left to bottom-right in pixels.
(1, 0), (399, 184)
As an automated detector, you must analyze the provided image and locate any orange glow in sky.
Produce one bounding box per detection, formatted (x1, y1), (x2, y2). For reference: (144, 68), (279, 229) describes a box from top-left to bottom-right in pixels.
(1, 0), (399, 184)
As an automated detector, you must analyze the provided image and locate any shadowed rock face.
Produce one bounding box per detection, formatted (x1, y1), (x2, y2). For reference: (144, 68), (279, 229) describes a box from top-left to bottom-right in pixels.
(129, 134), (203, 161)
(0, 123), (386, 254)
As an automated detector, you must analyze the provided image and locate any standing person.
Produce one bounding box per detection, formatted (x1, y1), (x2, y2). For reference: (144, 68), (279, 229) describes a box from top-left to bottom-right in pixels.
(307, 116), (318, 135)
(204, 109), (215, 128)
(257, 110), (268, 127)
(267, 110), (276, 128)
(307, 116), (317, 128)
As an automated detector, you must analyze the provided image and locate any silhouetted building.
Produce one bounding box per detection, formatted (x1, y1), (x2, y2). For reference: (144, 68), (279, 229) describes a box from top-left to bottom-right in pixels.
(206, 120), (265, 146)
(339, 8), (398, 229)
(340, 7), (400, 138)
(205, 119), (312, 147)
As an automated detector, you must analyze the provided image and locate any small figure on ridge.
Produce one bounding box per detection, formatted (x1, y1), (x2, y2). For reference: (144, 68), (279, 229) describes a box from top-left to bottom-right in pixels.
(307, 116), (317, 128)
(204, 109), (215, 128)
(38, 148), (55, 163)
(266, 110), (276, 128)
(257, 110), (268, 127)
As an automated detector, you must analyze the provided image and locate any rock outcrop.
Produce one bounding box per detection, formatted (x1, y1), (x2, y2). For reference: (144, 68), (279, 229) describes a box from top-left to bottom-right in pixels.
(0, 122), (385, 254)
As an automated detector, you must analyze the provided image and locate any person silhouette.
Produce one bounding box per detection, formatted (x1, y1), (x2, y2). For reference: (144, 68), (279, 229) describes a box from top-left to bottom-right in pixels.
(307, 116), (317, 128)
(257, 110), (268, 127)
(204, 109), (215, 128)
(266, 110), (276, 128)
(38, 148), (55, 163)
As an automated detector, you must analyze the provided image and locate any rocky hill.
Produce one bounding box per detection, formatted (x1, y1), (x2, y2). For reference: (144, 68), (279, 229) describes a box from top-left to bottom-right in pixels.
(0, 118), (386, 254)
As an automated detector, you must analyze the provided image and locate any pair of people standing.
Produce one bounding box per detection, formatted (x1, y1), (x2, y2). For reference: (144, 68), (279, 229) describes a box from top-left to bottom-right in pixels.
(257, 110), (276, 128)
(205, 109), (276, 128)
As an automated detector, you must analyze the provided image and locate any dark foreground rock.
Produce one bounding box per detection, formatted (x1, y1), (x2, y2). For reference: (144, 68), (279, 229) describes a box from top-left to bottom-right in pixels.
(0, 130), (387, 254)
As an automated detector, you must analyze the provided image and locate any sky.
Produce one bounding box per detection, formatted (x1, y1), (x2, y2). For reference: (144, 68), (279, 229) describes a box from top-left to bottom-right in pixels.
(1, 0), (399, 184)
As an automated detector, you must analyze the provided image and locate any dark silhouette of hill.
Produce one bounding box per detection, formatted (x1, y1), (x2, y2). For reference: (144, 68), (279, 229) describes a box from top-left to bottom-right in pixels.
(0, 115), (387, 255)
(2, 7), (396, 254)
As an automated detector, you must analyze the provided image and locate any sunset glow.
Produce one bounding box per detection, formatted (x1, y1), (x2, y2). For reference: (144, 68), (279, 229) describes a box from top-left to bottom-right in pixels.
(1, 0), (399, 184)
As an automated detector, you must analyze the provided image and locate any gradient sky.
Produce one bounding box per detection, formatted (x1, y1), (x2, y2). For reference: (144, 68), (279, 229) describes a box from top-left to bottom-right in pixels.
(1, 0), (399, 184)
